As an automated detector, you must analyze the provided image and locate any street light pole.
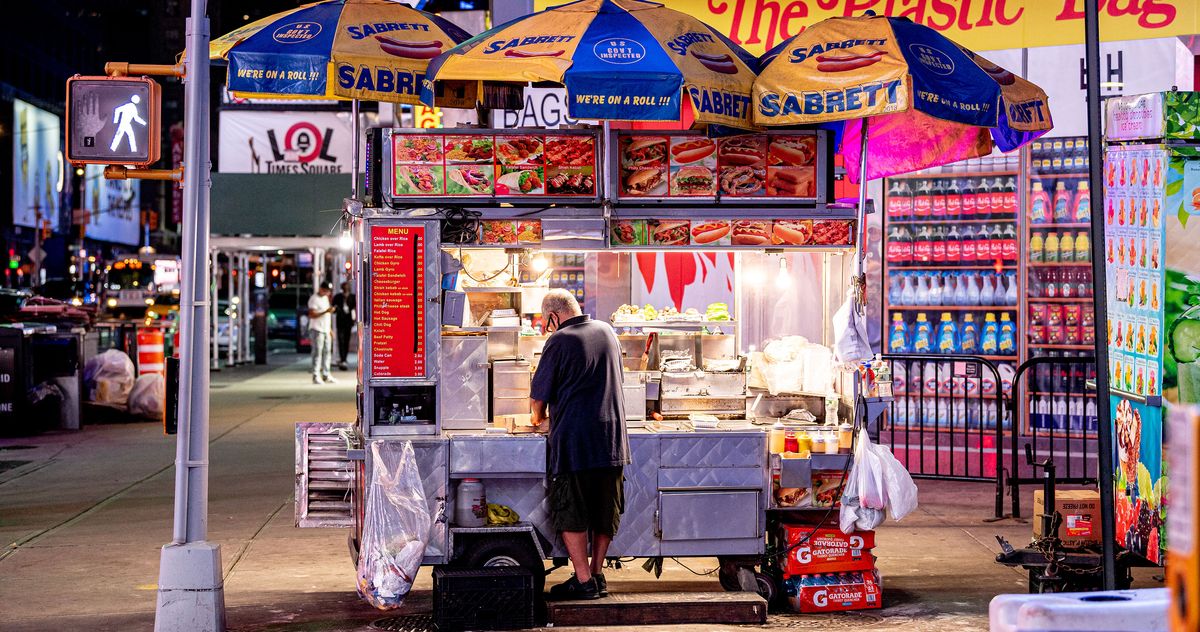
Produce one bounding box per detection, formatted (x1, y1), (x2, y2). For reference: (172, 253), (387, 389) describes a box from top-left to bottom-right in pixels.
(154, 0), (225, 630)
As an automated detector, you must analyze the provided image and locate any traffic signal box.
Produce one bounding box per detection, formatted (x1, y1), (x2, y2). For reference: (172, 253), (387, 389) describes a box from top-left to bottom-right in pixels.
(66, 76), (161, 167)
(1168, 408), (1199, 632)
(781, 525), (882, 613)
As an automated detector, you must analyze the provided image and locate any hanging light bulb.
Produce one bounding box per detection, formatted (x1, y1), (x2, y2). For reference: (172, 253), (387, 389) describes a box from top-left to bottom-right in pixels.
(774, 255), (791, 290)
(530, 253), (549, 273)
(339, 230), (353, 251)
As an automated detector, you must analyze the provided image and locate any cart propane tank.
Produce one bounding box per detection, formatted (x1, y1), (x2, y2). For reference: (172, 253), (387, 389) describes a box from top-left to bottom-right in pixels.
(455, 478), (487, 527)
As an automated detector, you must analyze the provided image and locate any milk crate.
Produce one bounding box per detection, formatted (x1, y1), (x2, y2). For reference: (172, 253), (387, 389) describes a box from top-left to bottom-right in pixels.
(433, 566), (536, 631)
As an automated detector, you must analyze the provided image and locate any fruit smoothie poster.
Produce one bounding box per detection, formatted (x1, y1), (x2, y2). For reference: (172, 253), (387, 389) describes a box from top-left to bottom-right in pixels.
(1112, 395), (1165, 564)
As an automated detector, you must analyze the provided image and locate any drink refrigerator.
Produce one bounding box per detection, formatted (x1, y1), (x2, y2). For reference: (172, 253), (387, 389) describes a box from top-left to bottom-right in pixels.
(1102, 91), (1200, 567)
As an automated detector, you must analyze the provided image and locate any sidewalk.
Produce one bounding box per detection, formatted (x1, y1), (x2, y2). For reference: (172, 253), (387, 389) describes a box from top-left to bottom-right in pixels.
(0, 358), (1161, 631)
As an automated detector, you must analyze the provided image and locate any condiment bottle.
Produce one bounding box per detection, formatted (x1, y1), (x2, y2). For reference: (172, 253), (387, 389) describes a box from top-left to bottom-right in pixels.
(823, 430), (840, 454)
(784, 430), (799, 454)
(801, 431), (817, 454)
(770, 423), (787, 454)
(839, 424), (854, 451)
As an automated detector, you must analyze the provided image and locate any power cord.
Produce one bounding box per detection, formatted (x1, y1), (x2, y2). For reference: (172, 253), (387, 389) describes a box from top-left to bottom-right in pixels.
(438, 207), (481, 244)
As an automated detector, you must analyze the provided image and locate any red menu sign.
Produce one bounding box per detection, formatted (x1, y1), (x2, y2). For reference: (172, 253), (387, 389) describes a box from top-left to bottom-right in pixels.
(370, 225), (426, 378)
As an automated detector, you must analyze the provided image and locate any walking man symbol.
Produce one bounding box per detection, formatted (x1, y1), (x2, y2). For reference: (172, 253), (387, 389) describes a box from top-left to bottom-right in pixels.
(110, 95), (147, 153)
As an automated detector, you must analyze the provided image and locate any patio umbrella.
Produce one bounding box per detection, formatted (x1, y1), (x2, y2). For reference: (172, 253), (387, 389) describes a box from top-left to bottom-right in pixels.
(419, 0), (759, 129)
(752, 13), (1053, 308)
(207, 0), (476, 198)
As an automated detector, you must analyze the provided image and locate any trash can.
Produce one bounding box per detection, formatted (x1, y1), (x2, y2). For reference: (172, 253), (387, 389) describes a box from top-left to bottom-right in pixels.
(0, 327), (31, 436)
(30, 332), (83, 430)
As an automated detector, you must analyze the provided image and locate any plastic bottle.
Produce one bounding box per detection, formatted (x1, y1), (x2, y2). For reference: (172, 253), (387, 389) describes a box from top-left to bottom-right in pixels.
(961, 178), (977, 217)
(1028, 268), (1044, 298)
(455, 479), (487, 527)
(1052, 181), (1072, 222)
(953, 272), (968, 305)
(886, 225), (905, 264)
(976, 178), (993, 220)
(930, 226), (947, 263)
(1075, 231), (1090, 262)
(1052, 395), (1067, 430)
(900, 272), (916, 305)
(965, 272), (981, 305)
(1029, 181), (1050, 224)
(946, 179), (962, 218)
(912, 313), (933, 352)
(931, 179), (948, 218)
(960, 314), (979, 353)
(1002, 224), (1018, 261)
(913, 180), (932, 218)
(936, 312), (959, 354)
(770, 422), (787, 454)
(1029, 231), (1045, 263)
(998, 312), (1016, 354)
(1001, 177), (1017, 214)
(960, 225), (977, 261)
(979, 273), (996, 306)
(1044, 232), (1060, 263)
(1061, 269), (1076, 299)
(913, 225), (932, 264)
(945, 225), (962, 262)
(887, 180), (911, 220)
(981, 313), (999, 353)
(916, 273), (930, 305)
(929, 272), (943, 305)
(1073, 180), (1091, 221)
(1005, 272), (1019, 305)
(1085, 398), (1098, 431)
(1068, 396), (1084, 430)
(888, 274), (902, 303)
(1060, 231), (1075, 263)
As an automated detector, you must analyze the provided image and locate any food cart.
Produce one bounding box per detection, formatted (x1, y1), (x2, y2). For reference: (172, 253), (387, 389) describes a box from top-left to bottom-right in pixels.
(297, 125), (875, 604)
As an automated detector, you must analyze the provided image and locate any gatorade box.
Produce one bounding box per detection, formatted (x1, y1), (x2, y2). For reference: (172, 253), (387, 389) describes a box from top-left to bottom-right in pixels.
(783, 526), (876, 575)
(784, 569), (883, 613)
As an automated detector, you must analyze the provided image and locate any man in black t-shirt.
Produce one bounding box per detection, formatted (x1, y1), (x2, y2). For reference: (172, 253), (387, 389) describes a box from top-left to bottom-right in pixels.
(531, 289), (629, 601)
(331, 281), (356, 370)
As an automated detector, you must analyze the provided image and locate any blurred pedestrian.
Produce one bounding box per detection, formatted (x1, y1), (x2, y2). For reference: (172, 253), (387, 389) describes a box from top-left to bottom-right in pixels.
(332, 281), (356, 370)
(307, 282), (336, 384)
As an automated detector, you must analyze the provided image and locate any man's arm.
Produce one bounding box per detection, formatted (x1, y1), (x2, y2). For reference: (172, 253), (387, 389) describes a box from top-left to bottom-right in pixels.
(531, 398), (549, 433)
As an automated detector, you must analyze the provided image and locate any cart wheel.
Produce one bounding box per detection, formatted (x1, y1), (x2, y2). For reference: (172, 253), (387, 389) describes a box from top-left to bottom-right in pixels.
(459, 536), (546, 593)
(752, 571), (778, 603)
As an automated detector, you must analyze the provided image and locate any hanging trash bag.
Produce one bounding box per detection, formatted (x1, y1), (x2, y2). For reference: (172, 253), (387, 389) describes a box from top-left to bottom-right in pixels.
(357, 441), (432, 610)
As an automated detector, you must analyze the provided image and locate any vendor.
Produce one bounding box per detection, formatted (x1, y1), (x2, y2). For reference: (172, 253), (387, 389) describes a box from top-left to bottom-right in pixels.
(530, 289), (630, 601)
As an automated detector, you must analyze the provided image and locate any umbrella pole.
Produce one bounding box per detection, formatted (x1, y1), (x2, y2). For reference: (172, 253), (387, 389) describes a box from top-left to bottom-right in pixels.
(351, 98), (360, 200)
(852, 119), (870, 312)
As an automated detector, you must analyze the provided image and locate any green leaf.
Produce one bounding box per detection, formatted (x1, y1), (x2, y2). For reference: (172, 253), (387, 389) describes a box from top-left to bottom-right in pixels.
(1180, 205), (1190, 228)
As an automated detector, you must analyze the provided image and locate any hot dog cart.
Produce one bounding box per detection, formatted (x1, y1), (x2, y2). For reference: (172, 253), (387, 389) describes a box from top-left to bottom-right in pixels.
(295, 125), (869, 602)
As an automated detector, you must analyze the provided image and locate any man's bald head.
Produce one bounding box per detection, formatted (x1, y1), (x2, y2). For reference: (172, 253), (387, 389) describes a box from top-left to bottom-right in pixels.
(542, 288), (582, 324)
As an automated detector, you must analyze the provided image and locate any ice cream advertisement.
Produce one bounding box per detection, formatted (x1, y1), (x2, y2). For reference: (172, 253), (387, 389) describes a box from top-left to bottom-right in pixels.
(1112, 395), (1165, 564)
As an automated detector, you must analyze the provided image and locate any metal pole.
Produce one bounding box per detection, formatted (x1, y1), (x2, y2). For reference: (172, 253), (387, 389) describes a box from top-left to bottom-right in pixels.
(210, 250), (220, 371)
(1084, 0), (1117, 591)
(853, 119), (871, 312)
(351, 99), (360, 199)
(226, 255), (235, 368)
(241, 253), (250, 365)
(155, 0), (224, 628)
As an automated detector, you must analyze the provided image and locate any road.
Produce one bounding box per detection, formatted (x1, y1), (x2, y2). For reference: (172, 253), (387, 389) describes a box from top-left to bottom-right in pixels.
(0, 356), (1159, 631)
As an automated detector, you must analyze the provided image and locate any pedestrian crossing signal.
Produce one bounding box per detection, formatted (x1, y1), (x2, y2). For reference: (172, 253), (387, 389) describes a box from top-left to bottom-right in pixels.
(66, 76), (161, 167)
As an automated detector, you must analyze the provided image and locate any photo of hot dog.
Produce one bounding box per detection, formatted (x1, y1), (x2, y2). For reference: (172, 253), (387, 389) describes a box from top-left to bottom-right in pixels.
(375, 36), (444, 60)
(815, 50), (885, 72)
(731, 220), (772, 245)
(669, 137), (716, 165)
(690, 50), (738, 74)
(690, 221), (730, 245)
(621, 136), (668, 167)
(718, 135), (765, 167)
(768, 136), (816, 166)
(671, 166), (715, 196)
(719, 166), (764, 196)
(772, 219), (812, 245)
(622, 167), (665, 196)
(767, 167), (815, 197)
(810, 220), (853, 245)
(504, 49), (565, 58)
(648, 220), (691, 246)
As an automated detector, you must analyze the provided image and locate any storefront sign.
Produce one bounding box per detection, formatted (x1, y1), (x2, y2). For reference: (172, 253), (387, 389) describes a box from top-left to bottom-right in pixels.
(370, 225), (426, 378)
(613, 130), (827, 203)
(11, 99), (62, 229)
(83, 164), (140, 246)
(218, 110), (354, 174)
(489, 88), (596, 129)
(532, 1), (1199, 56)
(388, 129), (600, 202)
(1106, 91), (1200, 142)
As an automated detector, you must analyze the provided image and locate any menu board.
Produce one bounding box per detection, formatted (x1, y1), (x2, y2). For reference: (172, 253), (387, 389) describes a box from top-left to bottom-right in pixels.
(1104, 144), (1166, 397)
(615, 131), (823, 203)
(609, 218), (854, 248)
(370, 224), (426, 379)
(390, 130), (598, 201)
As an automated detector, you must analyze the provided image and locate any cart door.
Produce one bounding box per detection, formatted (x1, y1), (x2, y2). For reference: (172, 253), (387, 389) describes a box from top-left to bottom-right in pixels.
(295, 422), (356, 528)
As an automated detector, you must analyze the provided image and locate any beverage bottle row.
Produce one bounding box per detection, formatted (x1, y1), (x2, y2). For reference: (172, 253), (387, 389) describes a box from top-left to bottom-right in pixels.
(886, 223), (1019, 264)
(891, 396), (1003, 430)
(886, 177), (1018, 221)
(1030, 395), (1098, 432)
(1030, 137), (1089, 174)
(1029, 180), (1091, 224)
(1028, 267), (1093, 299)
(1029, 351), (1097, 392)
(888, 270), (1018, 307)
(1030, 231), (1091, 263)
(889, 311), (1016, 355)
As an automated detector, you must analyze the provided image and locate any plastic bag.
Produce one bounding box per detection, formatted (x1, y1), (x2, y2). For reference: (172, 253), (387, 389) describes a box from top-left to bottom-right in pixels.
(833, 295), (873, 363)
(876, 438), (919, 521)
(840, 429), (914, 533)
(84, 349), (136, 406)
(128, 373), (165, 418)
(357, 441), (432, 610)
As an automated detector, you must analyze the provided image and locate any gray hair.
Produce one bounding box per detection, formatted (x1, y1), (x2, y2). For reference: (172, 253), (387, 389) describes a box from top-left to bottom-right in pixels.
(541, 288), (581, 317)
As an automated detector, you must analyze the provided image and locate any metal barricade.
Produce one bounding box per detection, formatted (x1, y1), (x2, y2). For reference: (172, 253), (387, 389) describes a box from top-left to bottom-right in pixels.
(879, 354), (1008, 519)
(1006, 355), (1099, 518)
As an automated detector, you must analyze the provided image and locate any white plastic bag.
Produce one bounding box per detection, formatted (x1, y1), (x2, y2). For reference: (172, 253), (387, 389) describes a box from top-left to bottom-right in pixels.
(833, 295), (873, 363)
(840, 429), (915, 533)
(875, 439), (919, 521)
(128, 373), (165, 418)
(84, 349), (136, 406)
(357, 441), (432, 610)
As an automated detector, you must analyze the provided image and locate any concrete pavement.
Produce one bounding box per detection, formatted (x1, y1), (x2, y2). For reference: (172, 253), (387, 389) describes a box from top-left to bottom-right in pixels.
(0, 356), (1162, 631)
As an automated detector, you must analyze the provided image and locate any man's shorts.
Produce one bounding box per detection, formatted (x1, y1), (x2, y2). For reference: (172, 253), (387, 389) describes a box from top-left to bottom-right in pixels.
(549, 466), (625, 535)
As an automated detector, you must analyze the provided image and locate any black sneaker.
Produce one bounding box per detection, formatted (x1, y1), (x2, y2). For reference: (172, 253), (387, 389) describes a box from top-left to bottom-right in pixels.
(547, 575), (600, 601)
(594, 573), (608, 597)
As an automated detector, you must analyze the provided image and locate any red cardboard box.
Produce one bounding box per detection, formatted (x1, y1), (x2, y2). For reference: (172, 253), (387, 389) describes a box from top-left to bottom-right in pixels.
(785, 569), (882, 613)
(783, 526), (876, 575)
